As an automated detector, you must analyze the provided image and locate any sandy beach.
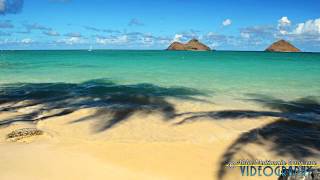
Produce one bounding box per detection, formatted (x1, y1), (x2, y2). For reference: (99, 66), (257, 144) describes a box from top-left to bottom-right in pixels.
(2, 0), (320, 179)
(1, 96), (319, 180)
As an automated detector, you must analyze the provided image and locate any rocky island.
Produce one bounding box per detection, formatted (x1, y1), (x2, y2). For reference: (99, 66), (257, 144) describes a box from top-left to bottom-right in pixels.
(265, 40), (301, 52)
(167, 39), (211, 51)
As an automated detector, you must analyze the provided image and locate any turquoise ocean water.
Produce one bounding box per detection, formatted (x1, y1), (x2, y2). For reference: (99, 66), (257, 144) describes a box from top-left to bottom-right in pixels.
(0, 50), (319, 106)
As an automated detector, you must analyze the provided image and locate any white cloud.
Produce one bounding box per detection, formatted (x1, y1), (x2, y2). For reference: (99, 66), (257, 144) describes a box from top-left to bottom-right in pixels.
(240, 32), (250, 39)
(96, 35), (128, 45)
(96, 38), (108, 45)
(173, 34), (183, 42)
(141, 35), (154, 45)
(293, 18), (320, 35)
(57, 37), (83, 45)
(277, 17), (291, 35)
(202, 32), (232, 48)
(21, 38), (33, 44)
(222, 19), (232, 26)
(279, 30), (288, 35)
(96, 33), (171, 47)
(64, 32), (82, 38)
(209, 42), (219, 49)
(24, 23), (52, 31)
(115, 35), (128, 44)
(240, 26), (275, 39)
(157, 38), (170, 45)
(66, 37), (81, 45)
(43, 30), (60, 36)
(278, 17), (291, 28)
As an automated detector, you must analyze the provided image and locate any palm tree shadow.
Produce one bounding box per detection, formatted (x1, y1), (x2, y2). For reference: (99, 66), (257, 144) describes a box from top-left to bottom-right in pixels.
(175, 94), (320, 179)
(218, 119), (320, 179)
(0, 78), (208, 132)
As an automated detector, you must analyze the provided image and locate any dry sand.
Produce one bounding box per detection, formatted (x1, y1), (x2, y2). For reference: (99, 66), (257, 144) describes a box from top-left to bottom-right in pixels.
(0, 99), (319, 180)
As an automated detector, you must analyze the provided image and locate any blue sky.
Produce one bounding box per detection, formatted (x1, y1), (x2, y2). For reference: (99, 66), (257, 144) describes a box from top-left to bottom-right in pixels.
(0, 0), (320, 51)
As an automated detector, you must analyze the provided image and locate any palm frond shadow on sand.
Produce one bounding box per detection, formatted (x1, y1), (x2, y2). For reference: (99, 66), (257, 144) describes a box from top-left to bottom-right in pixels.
(175, 94), (320, 180)
(1, 80), (320, 179)
(0, 78), (208, 132)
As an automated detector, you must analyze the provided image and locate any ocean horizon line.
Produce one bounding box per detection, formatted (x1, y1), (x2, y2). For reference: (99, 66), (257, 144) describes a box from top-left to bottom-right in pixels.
(1, 49), (320, 53)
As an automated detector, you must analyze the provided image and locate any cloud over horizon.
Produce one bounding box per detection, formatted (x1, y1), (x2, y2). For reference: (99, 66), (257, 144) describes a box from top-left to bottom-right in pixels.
(222, 19), (232, 26)
(0, 9), (319, 51)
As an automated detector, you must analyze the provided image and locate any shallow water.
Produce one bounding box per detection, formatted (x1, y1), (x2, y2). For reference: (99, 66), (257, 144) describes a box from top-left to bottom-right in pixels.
(0, 50), (319, 105)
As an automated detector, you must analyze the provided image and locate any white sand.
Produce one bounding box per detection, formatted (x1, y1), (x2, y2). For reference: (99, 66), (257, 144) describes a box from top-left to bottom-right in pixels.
(0, 99), (318, 180)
